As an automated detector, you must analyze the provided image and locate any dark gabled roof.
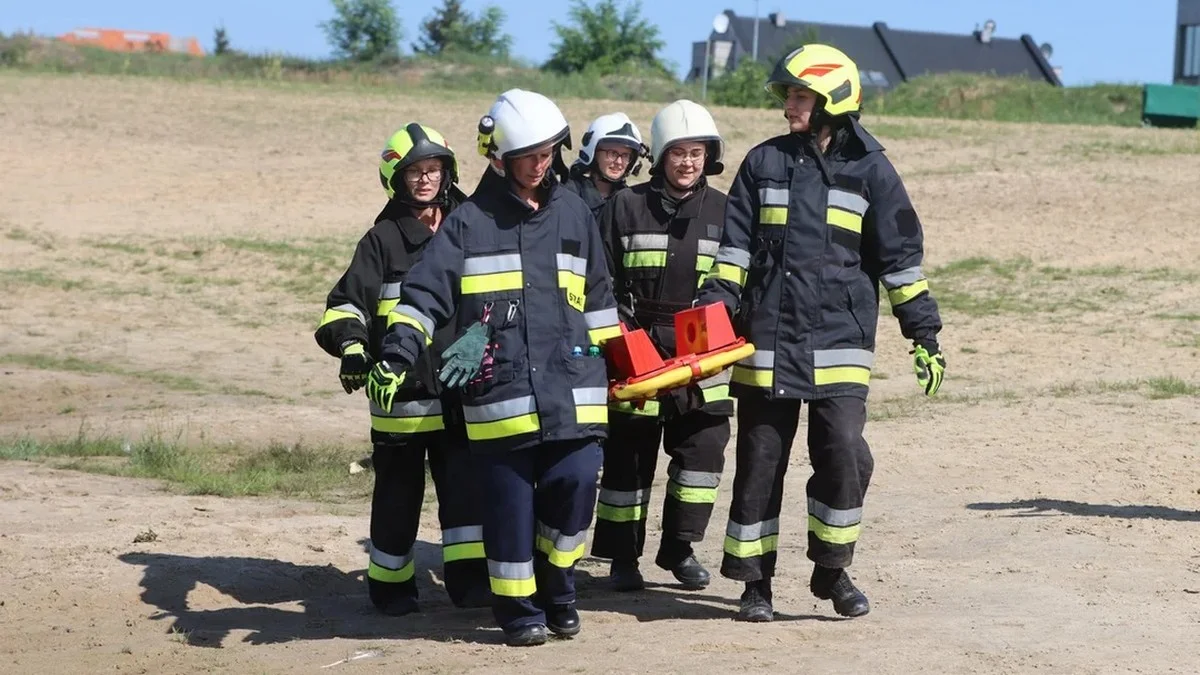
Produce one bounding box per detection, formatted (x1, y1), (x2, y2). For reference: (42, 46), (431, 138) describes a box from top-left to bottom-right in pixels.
(701, 10), (1059, 88)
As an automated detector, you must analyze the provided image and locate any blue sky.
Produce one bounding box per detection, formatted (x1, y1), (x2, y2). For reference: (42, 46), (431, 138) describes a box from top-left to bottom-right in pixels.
(1, 0), (1182, 86)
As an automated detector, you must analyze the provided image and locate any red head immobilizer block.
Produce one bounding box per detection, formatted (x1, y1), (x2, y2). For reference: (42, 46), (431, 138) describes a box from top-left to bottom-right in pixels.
(602, 325), (667, 380)
(674, 302), (737, 356)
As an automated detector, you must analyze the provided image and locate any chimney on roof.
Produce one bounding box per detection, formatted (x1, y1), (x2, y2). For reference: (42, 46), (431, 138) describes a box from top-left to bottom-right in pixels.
(976, 19), (996, 44)
(769, 12), (786, 28)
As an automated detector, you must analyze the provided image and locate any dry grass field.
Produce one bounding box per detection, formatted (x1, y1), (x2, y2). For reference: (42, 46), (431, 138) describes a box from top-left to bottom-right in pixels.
(1, 71), (1198, 674)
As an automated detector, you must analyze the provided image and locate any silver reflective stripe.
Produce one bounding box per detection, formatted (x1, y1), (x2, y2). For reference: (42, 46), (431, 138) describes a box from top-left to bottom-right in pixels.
(462, 395), (536, 423)
(442, 525), (484, 545)
(463, 253), (523, 275)
(808, 498), (863, 526)
(621, 233), (669, 250)
(572, 387), (608, 406)
(881, 266), (924, 289)
(813, 349), (875, 369)
(536, 521), (588, 552)
(331, 302), (367, 326)
(378, 282), (402, 299)
(370, 398), (443, 418)
(726, 518), (780, 541)
(370, 542), (413, 570)
(394, 304), (435, 336)
(488, 559), (534, 579)
(739, 349), (775, 368)
(828, 189), (869, 215)
(668, 466), (721, 488)
(585, 306), (619, 329)
(759, 187), (789, 206)
(697, 239), (720, 257)
(556, 253), (588, 275)
(715, 246), (752, 269)
(598, 487), (651, 506)
(700, 368), (732, 386)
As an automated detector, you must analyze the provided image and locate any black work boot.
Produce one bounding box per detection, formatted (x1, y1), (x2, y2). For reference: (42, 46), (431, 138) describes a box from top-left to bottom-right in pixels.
(545, 603), (582, 638)
(811, 565), (870, 617)
(504, 623), (548, 647)
(451, 585), (493, 609)
(609, 558), (645, 592)
(669, 554), (711, 590)
(736, 579), (774, 622)
(375, 595), (419, 617)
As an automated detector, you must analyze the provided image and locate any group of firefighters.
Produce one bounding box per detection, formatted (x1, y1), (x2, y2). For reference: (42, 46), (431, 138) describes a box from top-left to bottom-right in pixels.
(315, 44), (946, 647)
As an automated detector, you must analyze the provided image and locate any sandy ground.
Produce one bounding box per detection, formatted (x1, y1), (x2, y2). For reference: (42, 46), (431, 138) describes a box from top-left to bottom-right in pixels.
(1, 72), (1199, 673)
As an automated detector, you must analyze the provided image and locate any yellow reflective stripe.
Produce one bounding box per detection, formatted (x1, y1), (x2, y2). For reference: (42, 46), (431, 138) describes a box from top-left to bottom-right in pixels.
(443, 542), (486, 563)
(368, 559), (415, 583)
(808, 515), (861, 545)
(813, 366), (871, 387)
(610, 399), (660, 416)
(695, 254), (715, 273)
(370, 415), (445, 434)
(827, 207), (863, 234)
(535, 536), (586, 568)
(666, 482), (717, 504)
(887, 279), (930, 306)
(702, 383), (731, 403)
(386, 312), (434, 346)
(461, 271), (524, 294)
(595, 502), (647, 523)
(710, 263), (747, 287)
(589, 325), (622, 345)
(723, 534), (779, 558)
(731, 365), (773, 387)
(623, 250), (667, 268)
(465, 414), (540, 441)
(557, 270), (586, 311)
(317, 307), (360, 328)
(575, 404), (608, 425)
(760, 206), (788, 225)
(375, 298), (399, 316)
(490, 577), (536, 597)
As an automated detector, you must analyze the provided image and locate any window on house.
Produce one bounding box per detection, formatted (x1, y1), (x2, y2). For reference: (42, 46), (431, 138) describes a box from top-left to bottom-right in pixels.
(1184, 24), (1200, 78)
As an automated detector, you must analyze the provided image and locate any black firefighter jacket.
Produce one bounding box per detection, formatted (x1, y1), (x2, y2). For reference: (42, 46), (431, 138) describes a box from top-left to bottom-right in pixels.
(697, 117), (942, 401)
(379, 176), (623, 453)
(598, 177), (734, 418)
(314, 188), (467, 439)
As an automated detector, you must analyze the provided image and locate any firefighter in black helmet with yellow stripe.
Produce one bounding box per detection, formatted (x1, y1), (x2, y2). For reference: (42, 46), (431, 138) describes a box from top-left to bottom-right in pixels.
(315, 123), (489, 616)
(697, 44), (947, 622)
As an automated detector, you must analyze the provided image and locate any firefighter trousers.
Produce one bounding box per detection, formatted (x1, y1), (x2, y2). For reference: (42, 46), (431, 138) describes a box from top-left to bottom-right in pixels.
(366, 431), (489, 609)
(591, 410), (730, 568)
(477, 438), (603, 633)
(721, 395), (873, 581)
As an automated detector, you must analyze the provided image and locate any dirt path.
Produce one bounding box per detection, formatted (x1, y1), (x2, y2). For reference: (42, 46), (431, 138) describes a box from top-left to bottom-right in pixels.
(2, 72), (1199, 673)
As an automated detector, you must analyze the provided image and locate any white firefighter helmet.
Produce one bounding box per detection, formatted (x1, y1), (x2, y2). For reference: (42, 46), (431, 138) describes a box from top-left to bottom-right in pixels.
(649, 99), (725, 176)
(476, 88), (572, 161)
(575, 112), (648, 176)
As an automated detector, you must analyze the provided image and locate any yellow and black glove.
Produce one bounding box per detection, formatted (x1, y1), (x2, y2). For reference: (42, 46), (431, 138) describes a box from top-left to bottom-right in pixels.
(366, 361), (406, 413)
(911, 343), (946, 396)
(339, 341), (373, 394)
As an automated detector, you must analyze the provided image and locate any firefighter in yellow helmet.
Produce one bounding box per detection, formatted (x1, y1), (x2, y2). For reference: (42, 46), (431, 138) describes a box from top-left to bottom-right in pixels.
(697, 44), (947, 622)
(315, 123), (489, 616)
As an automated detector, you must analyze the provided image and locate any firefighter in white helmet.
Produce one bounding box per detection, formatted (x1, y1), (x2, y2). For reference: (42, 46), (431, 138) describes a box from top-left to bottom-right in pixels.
(591, 99), (733, 592)
(563, 113), (649, 217)
(369, 88), (621, 647)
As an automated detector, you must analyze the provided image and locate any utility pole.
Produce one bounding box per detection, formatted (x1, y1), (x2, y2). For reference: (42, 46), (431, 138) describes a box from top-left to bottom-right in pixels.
(752, 0), (760, 61)
(702, 35), (711, 100)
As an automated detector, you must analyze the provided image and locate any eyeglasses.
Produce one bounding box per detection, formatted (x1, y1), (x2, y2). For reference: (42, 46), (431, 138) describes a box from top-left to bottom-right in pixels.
(403, 167), (443, 183)
(598, 148), (633, 163)
(667, 147), (706, 164)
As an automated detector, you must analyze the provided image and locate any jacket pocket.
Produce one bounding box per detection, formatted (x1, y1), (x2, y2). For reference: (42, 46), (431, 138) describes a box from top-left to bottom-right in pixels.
(845, 282), (877, 345)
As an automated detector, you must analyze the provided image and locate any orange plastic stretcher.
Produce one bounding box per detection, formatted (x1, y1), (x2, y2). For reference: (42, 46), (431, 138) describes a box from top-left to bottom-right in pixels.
(604, 302), (755, 402)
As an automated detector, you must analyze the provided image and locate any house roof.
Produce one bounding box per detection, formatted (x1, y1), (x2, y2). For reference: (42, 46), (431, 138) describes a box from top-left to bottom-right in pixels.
(700, 10), (1059, 88)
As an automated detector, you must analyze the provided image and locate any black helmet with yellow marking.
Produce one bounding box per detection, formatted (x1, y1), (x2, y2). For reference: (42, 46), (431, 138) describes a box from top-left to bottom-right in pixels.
(378, 123), (459, 202)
